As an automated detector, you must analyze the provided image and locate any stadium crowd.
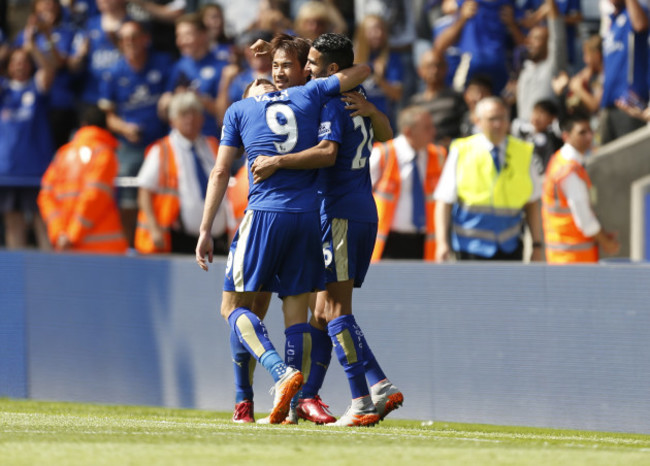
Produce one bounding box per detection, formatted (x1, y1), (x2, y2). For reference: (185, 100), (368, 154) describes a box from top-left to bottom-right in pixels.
(0, 0), (641, 260)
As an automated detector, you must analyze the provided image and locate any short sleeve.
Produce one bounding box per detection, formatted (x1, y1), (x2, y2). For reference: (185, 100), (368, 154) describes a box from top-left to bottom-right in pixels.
(220, 106), (242, 148)
(318, 102), (344, 144)
(137, 144), (162, 191)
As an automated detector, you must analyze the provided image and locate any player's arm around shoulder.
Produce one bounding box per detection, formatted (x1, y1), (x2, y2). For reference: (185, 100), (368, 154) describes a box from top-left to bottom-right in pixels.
(334, 64), (371, 93)
(250, 140), (339, 184)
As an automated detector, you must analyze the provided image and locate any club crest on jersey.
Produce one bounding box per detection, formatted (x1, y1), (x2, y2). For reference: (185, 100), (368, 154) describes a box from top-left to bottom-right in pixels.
(147, 70), (162, 84)
(200, 66), (215, 80)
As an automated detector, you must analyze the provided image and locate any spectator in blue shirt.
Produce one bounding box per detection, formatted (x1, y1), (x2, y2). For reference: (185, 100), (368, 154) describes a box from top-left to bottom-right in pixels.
(434, 0), (525, 94)
(0, 29), (55, 250)
(199, 3), (233, 64)
(98, 20), (172, 246)
(159, 14), (226, 139)
(68, 0), (129, 108)
(15, 0), (78, 149)
(600, 0), (649, 144)
(354, 14), (404, 129)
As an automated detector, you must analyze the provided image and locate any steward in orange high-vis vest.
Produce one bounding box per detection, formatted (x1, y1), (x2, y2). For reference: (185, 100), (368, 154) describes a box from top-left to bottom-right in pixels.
(541, 113), (620, 263)
(542, 148), (599, 263)
(134, 135), (181, 253)
(134, 135), (224, 254)
(371, 138), (446, 262)
(38, 125), (128, 253)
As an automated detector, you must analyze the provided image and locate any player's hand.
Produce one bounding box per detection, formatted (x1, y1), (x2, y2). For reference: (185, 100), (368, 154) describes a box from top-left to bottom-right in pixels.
(342, 91), (376, 118)
(250, 39), (271, 57)
(195, 231), (213, 271)
(250, 155), (279, 183)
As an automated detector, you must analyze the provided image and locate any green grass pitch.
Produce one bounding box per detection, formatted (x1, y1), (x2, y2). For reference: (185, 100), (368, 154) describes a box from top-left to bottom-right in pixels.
(2, 398), (650, 465)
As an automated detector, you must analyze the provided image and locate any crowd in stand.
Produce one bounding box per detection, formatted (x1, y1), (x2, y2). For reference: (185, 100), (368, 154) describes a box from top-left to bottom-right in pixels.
(0, 0), (645, 256)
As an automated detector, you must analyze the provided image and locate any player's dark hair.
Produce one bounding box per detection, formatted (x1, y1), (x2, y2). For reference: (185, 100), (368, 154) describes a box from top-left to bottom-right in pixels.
(270, 33), (311, 68)
(312, 33), (354, 70)
(560, 110), (591, 133)
(80, 105), (107, 129)
(533, 99), (559, 117)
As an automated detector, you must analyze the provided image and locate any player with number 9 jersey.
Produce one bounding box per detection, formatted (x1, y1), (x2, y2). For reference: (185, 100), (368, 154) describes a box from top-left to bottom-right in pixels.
(220, 76), (342, 214)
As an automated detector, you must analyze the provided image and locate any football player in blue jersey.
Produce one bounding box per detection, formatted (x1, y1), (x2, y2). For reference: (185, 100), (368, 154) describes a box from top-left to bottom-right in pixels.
(251, 33), (404, 427)
(195, 32), (371, 424)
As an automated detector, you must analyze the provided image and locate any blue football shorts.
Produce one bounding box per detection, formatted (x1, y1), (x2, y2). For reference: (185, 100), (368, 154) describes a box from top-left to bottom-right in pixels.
(224, 209), (325, 296)
(320, 215), (377, 287)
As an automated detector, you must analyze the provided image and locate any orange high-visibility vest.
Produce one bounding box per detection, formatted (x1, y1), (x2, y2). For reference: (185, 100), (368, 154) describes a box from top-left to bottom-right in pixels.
(542, 149), (599, 263)
(134, 135), (219, 254)
(371, 140), (446, 262)
(38, 126), (128, 253)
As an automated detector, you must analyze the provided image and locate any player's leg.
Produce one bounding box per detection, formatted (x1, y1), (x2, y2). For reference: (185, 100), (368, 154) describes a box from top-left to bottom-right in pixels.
(324, 279), (379, 427)
(352, 326), (404, 420)
(331, 218), (403, 423)
(260, 210), (324, 424)
(303, 294), (333, 403)
(223, 290), (302, 424)
(223, 210), (305, 424)
(318, 218), (378, 426)
(230, 291), (271, 423)
(292, 297), (336, 424)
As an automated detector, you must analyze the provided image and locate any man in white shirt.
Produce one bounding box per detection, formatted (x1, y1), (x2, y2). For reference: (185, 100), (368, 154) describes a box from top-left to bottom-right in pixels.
(369, 106), (446, 260)
(541, 112), (620, 263)
(434, 97), (544, 262)
(136, 91), (231, 254)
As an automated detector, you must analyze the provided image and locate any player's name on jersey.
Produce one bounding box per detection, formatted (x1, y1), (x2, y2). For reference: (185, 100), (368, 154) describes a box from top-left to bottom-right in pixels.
(252, 89), (289, 102)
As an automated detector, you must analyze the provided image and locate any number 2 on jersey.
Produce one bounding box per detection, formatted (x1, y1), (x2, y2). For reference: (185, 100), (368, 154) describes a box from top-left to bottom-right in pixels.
(351, 115), (374, 170)
(266, 104), (298, 154)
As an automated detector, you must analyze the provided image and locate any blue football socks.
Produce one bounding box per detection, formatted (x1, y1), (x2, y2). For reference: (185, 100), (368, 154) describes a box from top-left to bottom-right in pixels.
(328, 315), (370, 400)
(359, 332), (386, 387)
(301, 324), (332, 399)
(228, 307), (285, 383)
(229, 329), (255, 403)
(284, 323), (312, 377)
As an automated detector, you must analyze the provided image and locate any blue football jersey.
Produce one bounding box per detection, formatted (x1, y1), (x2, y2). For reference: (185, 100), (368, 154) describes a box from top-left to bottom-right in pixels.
(220, 76), (340, 213)
(167, 53), (226, 138)
(73, 15), (125, 104)
(316, 89), (378, 223)
(601, 8), (649, 107)
(14, 25), (77, 110)
(0, 78), (53, 176)
(100, 51), (173, 147)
